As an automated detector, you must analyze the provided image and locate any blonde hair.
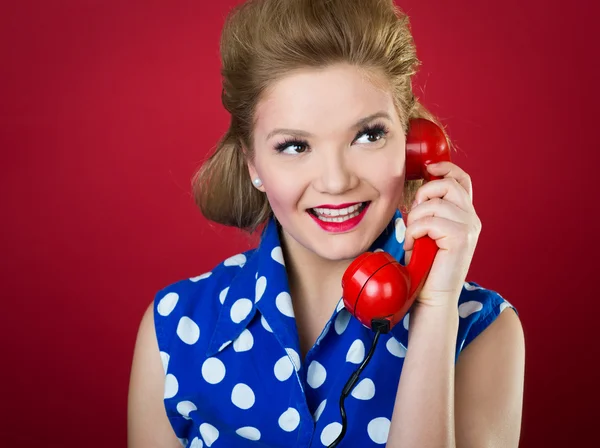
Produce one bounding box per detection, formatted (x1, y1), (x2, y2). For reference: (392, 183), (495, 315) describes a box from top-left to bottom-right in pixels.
(192, 0), (453, 234)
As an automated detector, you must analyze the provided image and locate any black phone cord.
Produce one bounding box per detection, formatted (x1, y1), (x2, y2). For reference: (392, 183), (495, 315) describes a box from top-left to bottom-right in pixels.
(327, 329), (383, 448)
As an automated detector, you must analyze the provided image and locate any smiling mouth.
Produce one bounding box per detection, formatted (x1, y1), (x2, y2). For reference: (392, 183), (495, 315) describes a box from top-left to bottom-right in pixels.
(308, 201), (370, 222)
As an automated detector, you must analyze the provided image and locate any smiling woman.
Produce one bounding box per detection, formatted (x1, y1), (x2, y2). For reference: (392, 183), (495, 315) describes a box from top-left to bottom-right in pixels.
(246, 64), (411, 263)
(192, 0), (450, 234)
(127, 0), (525, 447)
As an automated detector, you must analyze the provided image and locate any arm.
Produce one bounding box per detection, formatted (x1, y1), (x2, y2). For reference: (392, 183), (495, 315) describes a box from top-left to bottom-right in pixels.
(386, 302), (459, 448)
(386, 302), (525, 448)
(127, 302), (183, 448)
(454, 307), (525, 447)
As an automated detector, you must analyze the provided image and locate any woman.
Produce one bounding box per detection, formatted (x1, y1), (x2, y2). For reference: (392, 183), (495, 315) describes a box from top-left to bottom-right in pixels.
(128, 0), (525, 446)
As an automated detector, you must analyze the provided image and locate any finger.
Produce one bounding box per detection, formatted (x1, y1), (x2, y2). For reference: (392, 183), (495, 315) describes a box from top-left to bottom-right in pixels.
(406, 197), (470, 228)
(426, 161), (473, 203)
(413, 177), (473, 213)
(403, 215), (468, 252)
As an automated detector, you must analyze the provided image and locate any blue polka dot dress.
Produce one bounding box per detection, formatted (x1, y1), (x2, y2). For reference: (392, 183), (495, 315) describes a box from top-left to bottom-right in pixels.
(154, 209), (518, 447)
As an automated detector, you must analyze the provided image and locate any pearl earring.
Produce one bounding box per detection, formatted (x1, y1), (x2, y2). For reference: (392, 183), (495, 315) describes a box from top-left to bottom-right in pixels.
(252, 178), (263, 188)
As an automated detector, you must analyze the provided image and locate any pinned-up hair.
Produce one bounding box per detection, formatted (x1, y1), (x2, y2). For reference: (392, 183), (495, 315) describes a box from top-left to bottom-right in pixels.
(192, 0), (453, 234)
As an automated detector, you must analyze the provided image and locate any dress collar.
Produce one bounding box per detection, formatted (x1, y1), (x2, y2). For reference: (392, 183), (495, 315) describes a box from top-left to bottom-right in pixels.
(206, 209), (408, 358)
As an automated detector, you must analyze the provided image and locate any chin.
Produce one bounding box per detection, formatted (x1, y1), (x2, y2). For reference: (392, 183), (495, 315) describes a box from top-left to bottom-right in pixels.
(310, 229), (375, 262)
(313, 246), (364, 262)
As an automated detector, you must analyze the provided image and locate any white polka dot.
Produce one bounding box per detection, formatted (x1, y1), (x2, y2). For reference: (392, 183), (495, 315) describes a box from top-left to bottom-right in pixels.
(286, 347), (301, 371)
(274, 355), (294, 381)
(315, 321), (331, 345)
(224, 253), (247, 267)
(367, 417), (391, 444)
(271, 246), (285, 265)
(459, 339), (466, 352)
(190, 272), (212, 282)
(176, 316), (200, 345)
(176, 400), (197, 419)
(336, 298), (345, 312)
(219, 287), (229, 305)
(157, 292), (178, 316)
(374, 248), (384, 252)
(307, 360), (327, 389)
(313, 399), (327, 422)
(403, 313), (410, 330)
(189, 437), (203, 448)
(278, 408), (300, 432)
(395, 217), (406, 243)
(346, 339), (365, 364)
(230, 298), (253, 323)
(202, 358), (226, 384)
(164, 373), (178, 399)
(335, 309), (351, 335)
(458, 300), (484, 318)
(233, 329), (254, 352)
(500, 301), (511, 312)
(179, 437), (189, 447)
(236, 426), (261, 441)
(255, 271), (258, 279)
(276, 292), (295, 317)
(199, 423), (219, 447)
(219, 340), (231, 352)
(261, 315), (273, 332)
(386, 337), (406, 358)
(231, 383), (255, 410)
(320, 422), (342, 445)
(464, 282), (484, 291)
(351, 378), (375, 400)
(159, 351), (170, 375)
(255, 276), (267, 303)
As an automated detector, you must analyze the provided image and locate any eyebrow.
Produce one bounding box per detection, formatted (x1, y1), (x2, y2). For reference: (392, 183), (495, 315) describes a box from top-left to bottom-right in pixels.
(265, 111), (393, 141)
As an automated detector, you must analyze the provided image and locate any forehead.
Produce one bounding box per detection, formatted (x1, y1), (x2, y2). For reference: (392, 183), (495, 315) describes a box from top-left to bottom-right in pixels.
(254, 64), (397, 135)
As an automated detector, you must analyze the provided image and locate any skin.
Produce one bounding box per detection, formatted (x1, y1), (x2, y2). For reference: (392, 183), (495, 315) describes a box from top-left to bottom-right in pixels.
(127, 61), (525, 448)
(247, 64), (408, 333)
(245, 62), (525, 446)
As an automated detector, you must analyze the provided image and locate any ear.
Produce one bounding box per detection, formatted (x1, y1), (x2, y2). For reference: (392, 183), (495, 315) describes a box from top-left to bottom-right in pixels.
(243, 143), (265, 192)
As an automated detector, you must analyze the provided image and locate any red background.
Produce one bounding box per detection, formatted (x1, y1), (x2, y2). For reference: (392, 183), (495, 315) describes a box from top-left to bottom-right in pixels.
(1, 0), (598, 446)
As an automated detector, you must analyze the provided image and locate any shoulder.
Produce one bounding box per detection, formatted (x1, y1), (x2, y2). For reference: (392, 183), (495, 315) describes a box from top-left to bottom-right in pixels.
(130, 249), (259, 445)
(152, 249), (257, 358)
(154, 249), (255, 314)
(455, 281), (520, 359)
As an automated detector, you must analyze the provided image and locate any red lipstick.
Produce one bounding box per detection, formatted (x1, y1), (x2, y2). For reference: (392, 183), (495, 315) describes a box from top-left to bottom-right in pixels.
(312, 202), (362, 209)
(308, 202), (370, 233)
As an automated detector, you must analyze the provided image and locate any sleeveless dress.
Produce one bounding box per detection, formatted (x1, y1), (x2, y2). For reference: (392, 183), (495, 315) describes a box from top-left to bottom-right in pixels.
(153, 209), (518, 447)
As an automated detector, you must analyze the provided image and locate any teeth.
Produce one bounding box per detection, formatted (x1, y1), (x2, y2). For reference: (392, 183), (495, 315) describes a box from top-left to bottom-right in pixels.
(313, 203), (362, 217)
(311, 202), (366, 222)
(315, 210), (361, 222)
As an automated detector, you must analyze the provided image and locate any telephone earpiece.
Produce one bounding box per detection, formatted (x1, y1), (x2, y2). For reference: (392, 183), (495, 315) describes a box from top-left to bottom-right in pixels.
(342, 118), (452, 333)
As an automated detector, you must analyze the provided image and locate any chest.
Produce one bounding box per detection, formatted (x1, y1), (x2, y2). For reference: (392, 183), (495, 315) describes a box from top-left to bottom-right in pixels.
(164, 314), (407, 447)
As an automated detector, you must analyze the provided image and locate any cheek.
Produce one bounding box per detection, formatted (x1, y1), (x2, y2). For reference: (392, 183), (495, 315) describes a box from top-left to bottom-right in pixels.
(360, 149), (405, 194)
(261, 167), (306, 211)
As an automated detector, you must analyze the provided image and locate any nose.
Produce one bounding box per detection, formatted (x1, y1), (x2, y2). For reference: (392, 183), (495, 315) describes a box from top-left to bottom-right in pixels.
(313, 148), (358, 195)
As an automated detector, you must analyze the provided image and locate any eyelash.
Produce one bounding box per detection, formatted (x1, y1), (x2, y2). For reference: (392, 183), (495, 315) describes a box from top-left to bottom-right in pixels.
(273, 122), (390, 154)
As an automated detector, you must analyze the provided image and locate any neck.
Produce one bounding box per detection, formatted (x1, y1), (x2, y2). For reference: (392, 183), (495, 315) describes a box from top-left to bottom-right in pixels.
(278, 226), (353, 318)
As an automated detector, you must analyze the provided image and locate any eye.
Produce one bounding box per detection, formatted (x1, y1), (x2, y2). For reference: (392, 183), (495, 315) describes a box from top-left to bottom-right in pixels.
(354, 123), (389, 145)
(273, 122), (390, 154)
(274, 138), (308, 154)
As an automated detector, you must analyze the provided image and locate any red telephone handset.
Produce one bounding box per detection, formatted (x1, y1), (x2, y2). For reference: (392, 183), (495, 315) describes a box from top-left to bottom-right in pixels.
(341, 118), (452, 333)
